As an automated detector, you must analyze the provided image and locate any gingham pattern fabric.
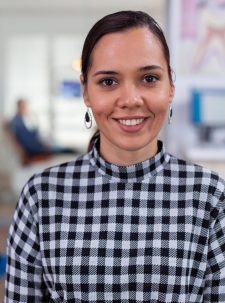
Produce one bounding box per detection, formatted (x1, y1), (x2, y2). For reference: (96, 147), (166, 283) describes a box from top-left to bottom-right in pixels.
(5, 141), (225, 302)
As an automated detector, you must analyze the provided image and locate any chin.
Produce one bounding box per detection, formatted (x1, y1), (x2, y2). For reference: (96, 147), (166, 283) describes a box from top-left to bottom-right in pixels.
(116, 140), (155, 153)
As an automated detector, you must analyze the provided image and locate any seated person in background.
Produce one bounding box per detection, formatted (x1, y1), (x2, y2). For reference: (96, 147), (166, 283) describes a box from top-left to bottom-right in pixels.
(9, 99), (76, 157)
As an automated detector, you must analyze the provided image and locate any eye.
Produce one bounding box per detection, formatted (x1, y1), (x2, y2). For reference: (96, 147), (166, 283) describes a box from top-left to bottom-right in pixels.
(100, 78), (117, 87)
(143, 75), (158, 83)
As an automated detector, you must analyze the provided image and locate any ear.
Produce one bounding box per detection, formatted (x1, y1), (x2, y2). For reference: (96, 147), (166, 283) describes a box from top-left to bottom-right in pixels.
(80, 74), (91, 107)
(169, 82), (175, 102)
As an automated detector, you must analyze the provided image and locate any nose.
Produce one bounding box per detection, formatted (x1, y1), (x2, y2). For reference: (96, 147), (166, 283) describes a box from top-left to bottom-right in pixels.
(116, 84), (143, 108)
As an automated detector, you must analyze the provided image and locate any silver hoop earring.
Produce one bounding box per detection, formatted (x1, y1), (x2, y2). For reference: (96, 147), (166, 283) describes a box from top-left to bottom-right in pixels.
(168, 103), (173, 125)
(84, 107), (92, 129)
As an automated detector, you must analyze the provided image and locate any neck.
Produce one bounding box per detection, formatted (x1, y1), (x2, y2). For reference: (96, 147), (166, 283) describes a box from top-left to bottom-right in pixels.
(99, 137), (158, 166)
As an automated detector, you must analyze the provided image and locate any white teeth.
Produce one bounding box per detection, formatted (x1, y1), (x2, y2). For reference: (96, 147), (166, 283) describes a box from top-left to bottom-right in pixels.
(118, 118), (144, 126)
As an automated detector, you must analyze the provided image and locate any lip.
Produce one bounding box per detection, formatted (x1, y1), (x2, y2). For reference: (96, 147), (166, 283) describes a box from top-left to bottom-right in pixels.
(113, 116), (149, 133)
(113, 116), (148, 120)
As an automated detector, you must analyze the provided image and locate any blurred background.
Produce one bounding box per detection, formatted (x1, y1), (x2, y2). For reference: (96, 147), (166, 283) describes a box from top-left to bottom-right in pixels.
(0, 0), (225, 300)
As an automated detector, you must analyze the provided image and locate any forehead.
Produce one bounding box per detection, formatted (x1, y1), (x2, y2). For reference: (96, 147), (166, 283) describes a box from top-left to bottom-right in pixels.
(90, 27), (166, 71)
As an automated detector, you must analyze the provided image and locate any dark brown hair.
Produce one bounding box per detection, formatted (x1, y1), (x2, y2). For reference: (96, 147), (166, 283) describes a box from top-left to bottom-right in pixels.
(81, 11), (172, 151)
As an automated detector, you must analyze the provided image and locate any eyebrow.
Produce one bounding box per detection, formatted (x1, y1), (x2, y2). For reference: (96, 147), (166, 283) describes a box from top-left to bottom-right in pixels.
(92, 65), (164, 77)
(93, 70), (118, 77)
(139, 65), (164, 72)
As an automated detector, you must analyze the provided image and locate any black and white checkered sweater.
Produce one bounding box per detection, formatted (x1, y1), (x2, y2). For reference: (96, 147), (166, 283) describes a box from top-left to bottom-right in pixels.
(6, 141), (225, 302)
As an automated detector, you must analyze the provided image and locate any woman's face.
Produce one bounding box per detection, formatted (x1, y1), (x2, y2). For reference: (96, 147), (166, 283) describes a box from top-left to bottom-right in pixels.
(81, 27), (175, 164)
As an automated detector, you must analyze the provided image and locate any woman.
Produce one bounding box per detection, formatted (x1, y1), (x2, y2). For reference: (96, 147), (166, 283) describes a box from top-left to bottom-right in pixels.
(5, 11), (225, 303)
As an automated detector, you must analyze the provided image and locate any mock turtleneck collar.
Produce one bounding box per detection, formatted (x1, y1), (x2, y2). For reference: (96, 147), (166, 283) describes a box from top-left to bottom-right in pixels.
(89, 140), (170, 182)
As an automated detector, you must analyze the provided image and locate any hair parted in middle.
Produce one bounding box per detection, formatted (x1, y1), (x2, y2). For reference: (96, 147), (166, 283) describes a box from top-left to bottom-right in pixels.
(81, 10), (172, 84)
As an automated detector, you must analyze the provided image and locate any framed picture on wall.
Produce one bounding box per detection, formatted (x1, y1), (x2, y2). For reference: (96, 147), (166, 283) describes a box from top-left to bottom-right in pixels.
(168, 0), (225, 80)
(165, 0), (225, 156)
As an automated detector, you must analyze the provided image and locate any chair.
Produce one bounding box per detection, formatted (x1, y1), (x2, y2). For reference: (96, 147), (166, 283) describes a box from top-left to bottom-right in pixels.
(1, 119), (78, 197)
(2, 121), (52, 166)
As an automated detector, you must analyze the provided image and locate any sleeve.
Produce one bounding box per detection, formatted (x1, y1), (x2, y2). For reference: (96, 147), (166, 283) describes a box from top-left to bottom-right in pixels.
(203, 201), (225, 302)
(5, 180), (50, 303)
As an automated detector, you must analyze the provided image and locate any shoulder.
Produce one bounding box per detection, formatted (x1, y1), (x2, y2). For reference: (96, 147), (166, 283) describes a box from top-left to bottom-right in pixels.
(10, 114), (22, 124)
(21, 154), (91, 194)
(33, 154), (90, 181)
(167, 153), (225, 208)
(8, 114), (23, 131)
(168, 153), (225, 183)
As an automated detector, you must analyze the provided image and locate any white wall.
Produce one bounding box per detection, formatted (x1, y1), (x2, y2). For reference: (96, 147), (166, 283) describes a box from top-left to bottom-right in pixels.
(0, 0), (166, 112)
(0, 0), (167, 168)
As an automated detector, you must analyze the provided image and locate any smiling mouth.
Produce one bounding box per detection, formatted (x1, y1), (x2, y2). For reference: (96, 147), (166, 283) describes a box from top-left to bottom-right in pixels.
(118, 118), (145, 126)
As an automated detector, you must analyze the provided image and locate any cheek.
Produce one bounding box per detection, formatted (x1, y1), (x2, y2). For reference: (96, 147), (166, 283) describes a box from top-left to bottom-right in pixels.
(91, 102), (109, 117)
(89, 100), (111, 125)
(146, 94), (170, 115)
(88, 91), (114, 116)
